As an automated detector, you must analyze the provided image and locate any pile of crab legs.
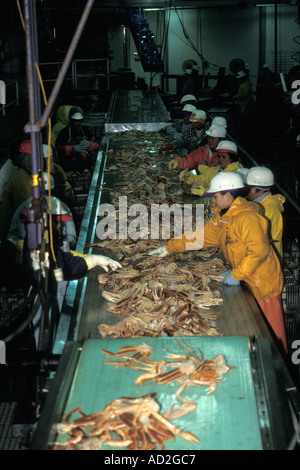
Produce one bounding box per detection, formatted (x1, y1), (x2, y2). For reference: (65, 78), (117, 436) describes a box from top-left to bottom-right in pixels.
(95, 242), (226, 339)
(100, 339), (234, 399)
(52, 339), (234, 450)
(52, 392), (199, 451)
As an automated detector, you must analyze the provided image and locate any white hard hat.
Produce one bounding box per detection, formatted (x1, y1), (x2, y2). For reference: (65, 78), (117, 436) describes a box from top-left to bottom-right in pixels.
(190, 110), (207, 122)
(192, 65), (200, 71)
(206, 124), (227, 138)
(42, 144), (53, 158)
(216, 140), (237, 155)
(203, 172), (245, 196)
(212, 116), (227, 128)
(46, 196), (69, 216)
(180, 94), (197, 104)
(43, 172), (55, 191)
(70, 111), (83, 120)
(185, 68), (193, 75)
(236, 70), (246, 79)
(235, 168), (250, 183)
(182, 104), (197, 114)
(246, 166), (275, 188)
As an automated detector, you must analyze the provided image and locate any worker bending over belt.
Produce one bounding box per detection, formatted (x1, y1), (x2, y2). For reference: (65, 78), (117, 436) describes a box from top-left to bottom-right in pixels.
(179, 140), (243, 196)
(168, 123), (226, 171)
(149, 171), (288, 356)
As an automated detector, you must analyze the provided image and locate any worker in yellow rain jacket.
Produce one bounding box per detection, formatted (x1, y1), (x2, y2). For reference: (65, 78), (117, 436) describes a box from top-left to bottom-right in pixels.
(179, 140), (243, 196)
(245, 166), (285, 264)
(149, 171), (288, 356)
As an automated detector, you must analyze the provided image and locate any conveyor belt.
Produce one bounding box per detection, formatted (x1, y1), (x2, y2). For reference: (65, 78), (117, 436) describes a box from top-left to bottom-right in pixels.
(105, 89), (171, 132)
(40, 90), (299, 451)
(30, 336), (293, 450)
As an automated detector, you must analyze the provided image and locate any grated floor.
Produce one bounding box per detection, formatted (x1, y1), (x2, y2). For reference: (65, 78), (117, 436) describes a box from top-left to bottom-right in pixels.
(0, 402), (22, 450)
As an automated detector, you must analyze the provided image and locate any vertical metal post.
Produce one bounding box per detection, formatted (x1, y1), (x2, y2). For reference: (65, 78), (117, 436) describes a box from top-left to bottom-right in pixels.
(16, 79), (20, 106)
(258, 6), (266, 71)
(274, 2), (278, 74)
(24, 0), (42, 202)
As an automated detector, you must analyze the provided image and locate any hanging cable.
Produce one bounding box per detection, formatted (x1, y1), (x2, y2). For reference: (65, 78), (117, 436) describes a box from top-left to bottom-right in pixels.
(174, 6), (215, 69)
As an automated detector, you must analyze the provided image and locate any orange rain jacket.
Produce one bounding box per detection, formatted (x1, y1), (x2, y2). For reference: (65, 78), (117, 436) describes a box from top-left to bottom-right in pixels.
(173, 144), (219, 170)
(166, 196), (284, 301)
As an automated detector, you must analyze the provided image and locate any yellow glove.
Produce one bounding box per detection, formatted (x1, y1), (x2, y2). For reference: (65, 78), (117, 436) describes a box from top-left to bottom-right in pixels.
(15, 239), (24, 253)
(169, 159), (179, 170)
(179, 170), (196, 185)
(197, 164), (209, 174)
(191, 185), (206, 196)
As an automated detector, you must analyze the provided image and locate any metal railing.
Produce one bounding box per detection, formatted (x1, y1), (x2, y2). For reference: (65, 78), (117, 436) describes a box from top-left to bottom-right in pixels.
(38, 58), (110, 89)
(0, 79), (19, 116)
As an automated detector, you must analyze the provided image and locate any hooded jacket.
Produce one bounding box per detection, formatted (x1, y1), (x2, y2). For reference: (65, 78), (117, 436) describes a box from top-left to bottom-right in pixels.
(255, 192), (285, 261)
(51, 105), (73, 149)
(166, 196), (284, 301)
(0, 152), (33, 241)
(55, 106), (99, 158)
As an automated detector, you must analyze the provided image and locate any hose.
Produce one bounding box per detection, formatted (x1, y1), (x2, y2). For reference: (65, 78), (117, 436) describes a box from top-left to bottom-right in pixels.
(1, 289), (42, 344)
(0, 285), (38, 326)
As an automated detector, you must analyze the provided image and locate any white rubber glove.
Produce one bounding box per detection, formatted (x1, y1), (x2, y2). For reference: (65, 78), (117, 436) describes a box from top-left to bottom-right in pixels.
(85, 254), (122, 272)
(148, 246), (169, 258)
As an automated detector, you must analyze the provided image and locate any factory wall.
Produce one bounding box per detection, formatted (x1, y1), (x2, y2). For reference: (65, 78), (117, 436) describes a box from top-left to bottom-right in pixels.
(265, 5), (300, 74)
(120, 5), (300, 94)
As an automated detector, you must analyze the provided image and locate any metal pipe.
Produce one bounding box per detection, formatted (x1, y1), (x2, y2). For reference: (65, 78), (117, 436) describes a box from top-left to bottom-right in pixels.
(258, 6), (266, 70)
(274, 2), (278, 74)
(24, 0), (42, 201)
(38, 0), (95, 129)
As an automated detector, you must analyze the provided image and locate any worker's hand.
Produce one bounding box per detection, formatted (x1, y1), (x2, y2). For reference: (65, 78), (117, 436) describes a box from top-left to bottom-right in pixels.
(169, 159), (179, 170)
(85, 254), (122, 272)
(148, 246), (169, 258)
(80, 151), (89, 159)
(14, 239), (24, 253)
(165, 143), (173, 154)
(179, 170), (195, 185)
(159, 144), (173, 154)
(74, 140), (89, 152)
(221, 271), (240, 286)
(191, 185), (205, 196)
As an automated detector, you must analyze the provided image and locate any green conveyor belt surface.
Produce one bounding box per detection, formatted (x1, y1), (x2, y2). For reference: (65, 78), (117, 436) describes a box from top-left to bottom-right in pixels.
(56, 336), (263, 450)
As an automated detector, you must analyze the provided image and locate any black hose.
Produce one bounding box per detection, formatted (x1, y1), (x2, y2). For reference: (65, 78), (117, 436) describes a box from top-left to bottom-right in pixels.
(0, 284), (38, 326)
(1, 291), (42, 343)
